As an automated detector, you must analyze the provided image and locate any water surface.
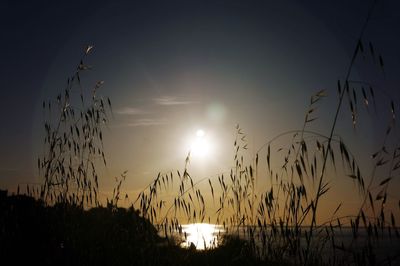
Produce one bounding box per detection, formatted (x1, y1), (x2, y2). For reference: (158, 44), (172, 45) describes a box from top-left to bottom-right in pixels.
(179, 223), (225, 250)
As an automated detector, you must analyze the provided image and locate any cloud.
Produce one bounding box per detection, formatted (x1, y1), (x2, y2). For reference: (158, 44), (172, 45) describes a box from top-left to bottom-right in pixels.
(115, 107), (148, 115)
(153, 96), (195, 106)
(125, 118), (168, 127)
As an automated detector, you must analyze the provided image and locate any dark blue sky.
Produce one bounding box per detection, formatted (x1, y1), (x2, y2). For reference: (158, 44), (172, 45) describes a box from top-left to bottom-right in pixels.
(1, 0), (400, 216)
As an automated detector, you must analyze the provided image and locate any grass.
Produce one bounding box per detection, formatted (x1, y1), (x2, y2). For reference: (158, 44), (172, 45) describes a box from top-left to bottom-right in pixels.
(3, 1), (400, 265)
(128, 1), (400, 264)
(0, 190), (280, 266)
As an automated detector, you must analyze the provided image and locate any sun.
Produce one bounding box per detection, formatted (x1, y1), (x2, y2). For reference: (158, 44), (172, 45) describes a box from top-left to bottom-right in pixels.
(196, 129), (205, 137)
(190, 129), (211, 157)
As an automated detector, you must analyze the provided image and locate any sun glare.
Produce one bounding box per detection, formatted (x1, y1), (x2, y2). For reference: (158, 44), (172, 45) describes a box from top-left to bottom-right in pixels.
(180, 223), (224, 250)
(189, 129), (212, 157)
(196, 129), (205, 137)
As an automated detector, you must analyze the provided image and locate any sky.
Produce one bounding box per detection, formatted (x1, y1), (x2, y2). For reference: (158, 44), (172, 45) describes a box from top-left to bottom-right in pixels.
(1, 0), (400, 221)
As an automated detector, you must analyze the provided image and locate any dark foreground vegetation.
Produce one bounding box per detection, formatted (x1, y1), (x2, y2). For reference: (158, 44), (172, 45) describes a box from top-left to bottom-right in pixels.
(2, 1), (400, 265)
(0, 190), (274, 266)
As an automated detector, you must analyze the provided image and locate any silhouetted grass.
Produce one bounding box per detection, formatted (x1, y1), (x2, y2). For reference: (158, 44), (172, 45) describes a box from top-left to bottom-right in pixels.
(7, 1), (400, 265)
(0, 191), (286, 266)
(131, 1), (400, 265)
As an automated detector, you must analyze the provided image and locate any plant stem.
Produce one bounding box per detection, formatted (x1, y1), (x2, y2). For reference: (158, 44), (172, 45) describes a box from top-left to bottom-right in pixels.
(304, 1), (377, 264)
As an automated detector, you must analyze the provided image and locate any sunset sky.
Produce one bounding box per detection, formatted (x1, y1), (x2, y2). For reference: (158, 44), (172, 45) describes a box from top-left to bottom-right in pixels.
(1, 0), (400, 221)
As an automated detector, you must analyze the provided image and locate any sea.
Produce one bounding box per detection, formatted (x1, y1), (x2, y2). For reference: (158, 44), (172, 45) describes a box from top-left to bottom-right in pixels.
(160, 223), (400, 265)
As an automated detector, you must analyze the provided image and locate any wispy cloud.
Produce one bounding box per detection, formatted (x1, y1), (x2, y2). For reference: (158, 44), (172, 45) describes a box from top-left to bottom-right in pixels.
(115, 107), (148, 115)
(153, 96), (195, 106)
(125, 118), (168, 127)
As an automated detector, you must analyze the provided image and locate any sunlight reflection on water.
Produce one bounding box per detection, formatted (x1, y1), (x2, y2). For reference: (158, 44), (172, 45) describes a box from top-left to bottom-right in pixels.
(179, 223), (225, 250)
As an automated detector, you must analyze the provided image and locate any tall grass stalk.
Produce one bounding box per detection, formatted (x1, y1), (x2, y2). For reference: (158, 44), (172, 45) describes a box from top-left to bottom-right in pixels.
(304, 1), (378, 264)
(30, 2), (400, 264)
(37, 46), (112, 208)
(131, 0), (400, 264)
